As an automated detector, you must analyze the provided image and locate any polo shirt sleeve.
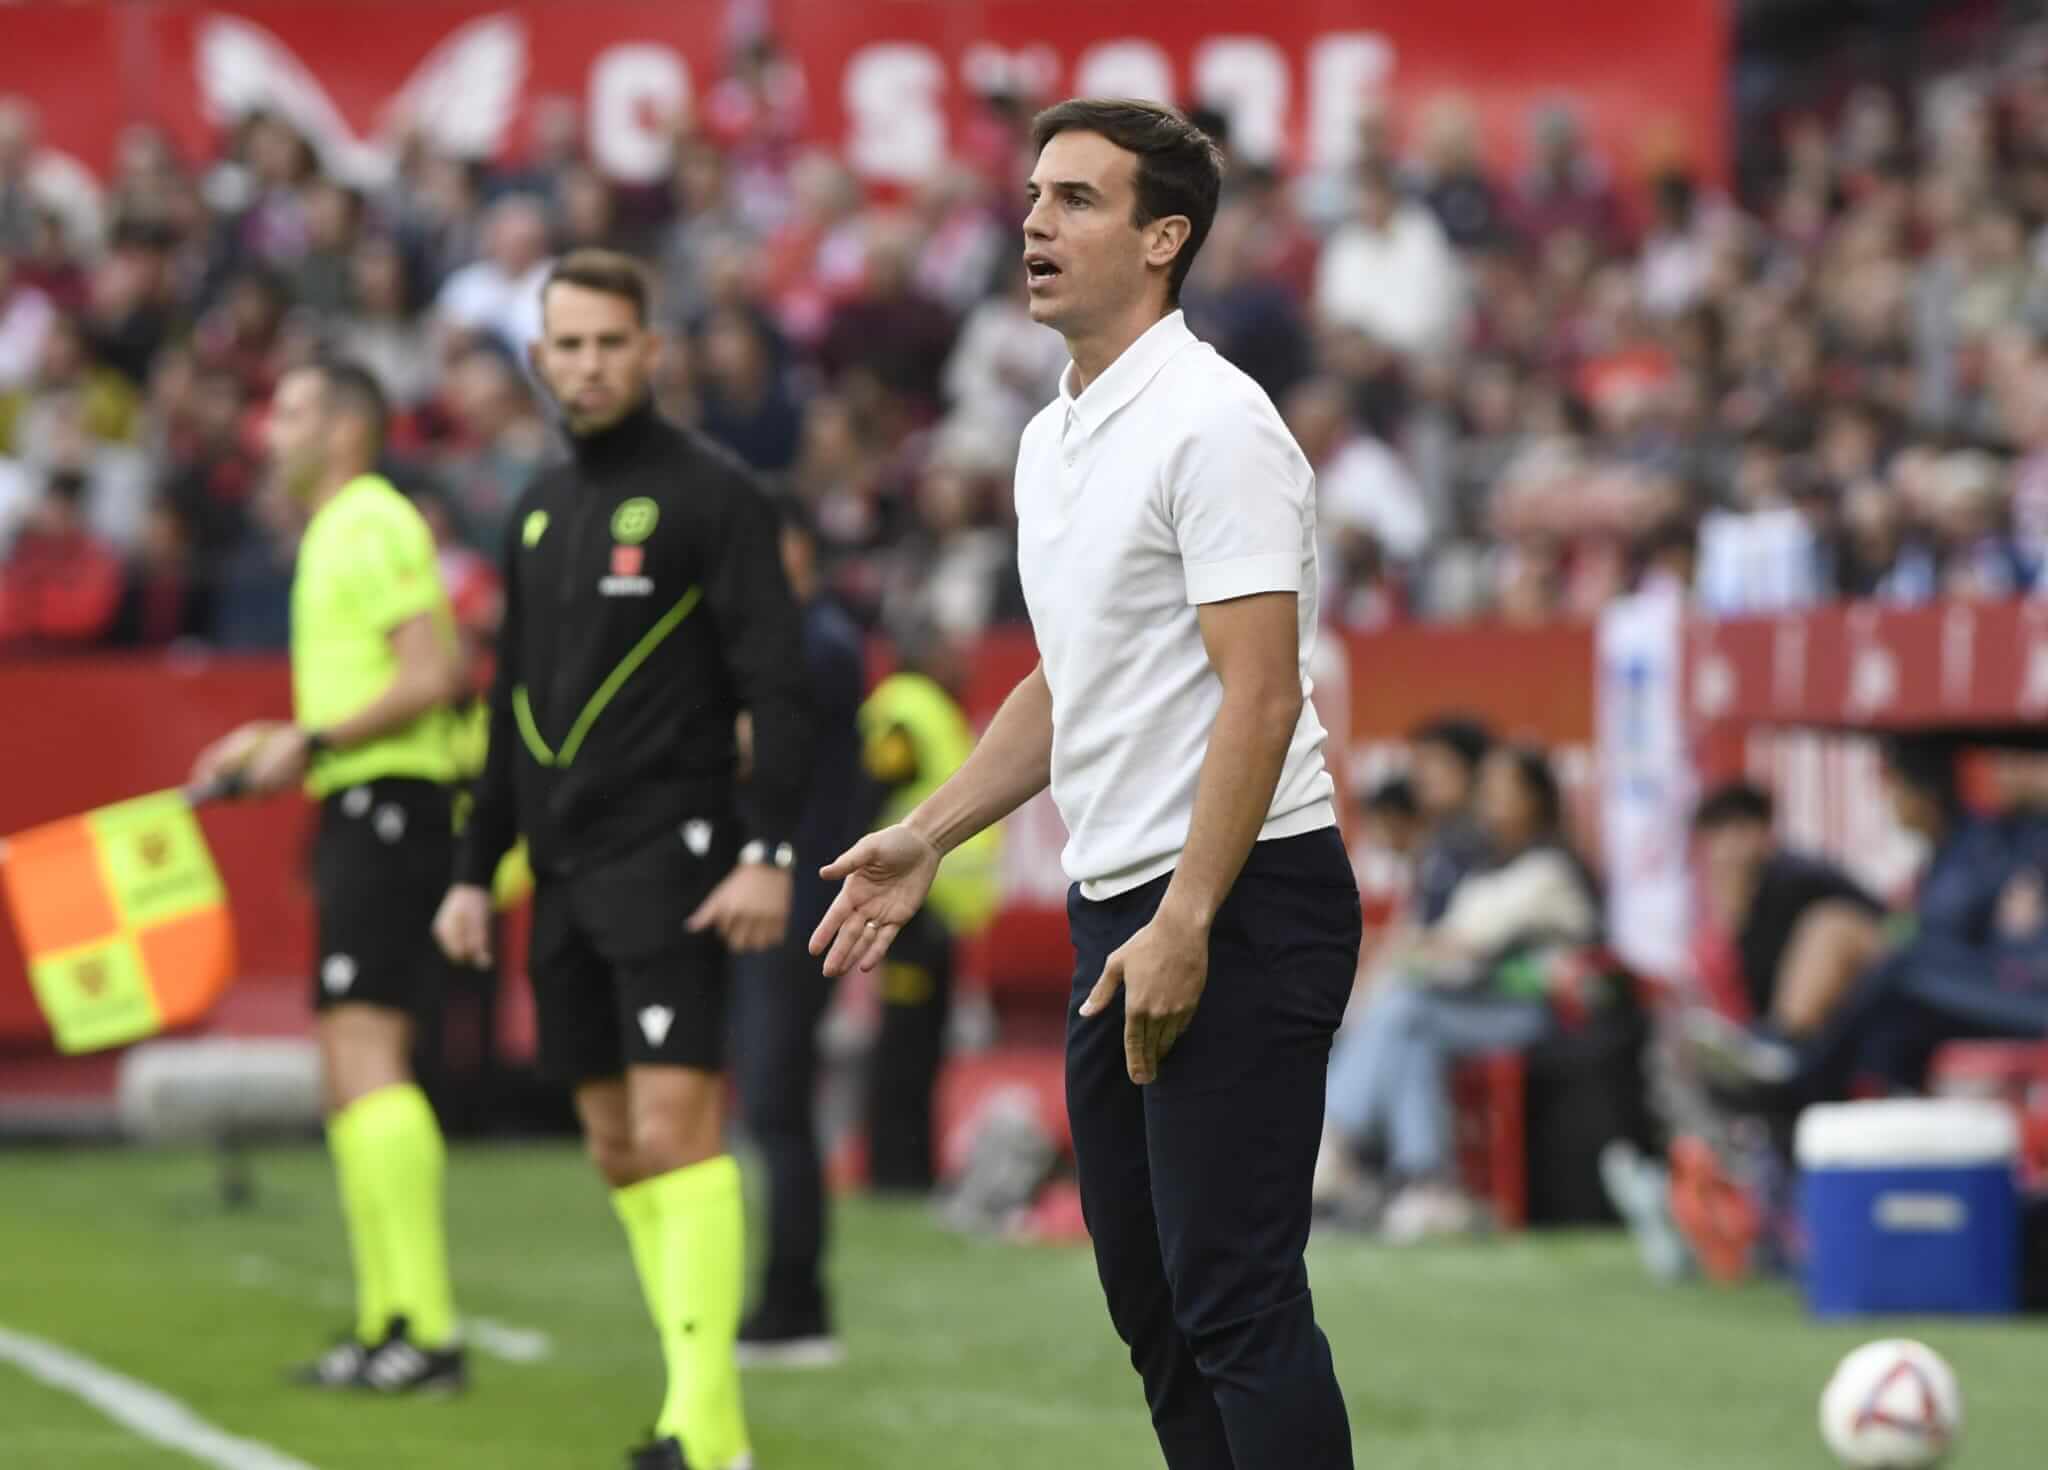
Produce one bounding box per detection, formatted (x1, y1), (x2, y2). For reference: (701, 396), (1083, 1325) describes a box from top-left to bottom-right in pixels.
(1167, 409), (1310, 606)
(339, 497), (442, 633)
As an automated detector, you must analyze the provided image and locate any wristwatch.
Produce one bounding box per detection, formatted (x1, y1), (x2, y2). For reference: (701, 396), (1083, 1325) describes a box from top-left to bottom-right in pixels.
(738, 839), (796, 871)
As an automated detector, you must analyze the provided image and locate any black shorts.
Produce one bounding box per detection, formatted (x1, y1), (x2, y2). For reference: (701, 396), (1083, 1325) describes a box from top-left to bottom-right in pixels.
(529, 821), (736, 1084)
(311, 778), (457, 1015)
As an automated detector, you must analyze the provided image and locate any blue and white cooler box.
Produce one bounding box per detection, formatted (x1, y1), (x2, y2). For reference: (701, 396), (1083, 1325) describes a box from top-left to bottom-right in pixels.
(1796, 1098), (2022, 1317)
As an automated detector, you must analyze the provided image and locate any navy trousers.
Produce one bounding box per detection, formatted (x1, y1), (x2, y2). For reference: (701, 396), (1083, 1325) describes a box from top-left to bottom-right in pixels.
(1065, 827), (1360, 1469)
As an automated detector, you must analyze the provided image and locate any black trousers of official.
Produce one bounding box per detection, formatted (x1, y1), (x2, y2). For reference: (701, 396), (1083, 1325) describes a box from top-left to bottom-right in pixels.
(868, 906), (955, 1193)
(733, 896), (839, 1318)
(1066, 828), (1360, 1470)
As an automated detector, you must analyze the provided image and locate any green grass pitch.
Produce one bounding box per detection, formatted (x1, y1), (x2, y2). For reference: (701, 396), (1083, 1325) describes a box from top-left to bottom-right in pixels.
(0, 1144), (2038, 1467)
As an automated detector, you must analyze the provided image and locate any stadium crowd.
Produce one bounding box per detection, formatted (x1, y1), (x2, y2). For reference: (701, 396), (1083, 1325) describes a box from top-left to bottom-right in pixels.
(7, 16), (2048, 652)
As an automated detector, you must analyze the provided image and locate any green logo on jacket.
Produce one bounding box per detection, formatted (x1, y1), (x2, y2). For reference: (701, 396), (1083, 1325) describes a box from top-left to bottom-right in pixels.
(611, 498), (659, 545)
(522, 510), (549, 547)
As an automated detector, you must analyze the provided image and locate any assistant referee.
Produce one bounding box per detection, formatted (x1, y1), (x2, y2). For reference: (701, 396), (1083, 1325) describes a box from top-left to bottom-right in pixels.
(192, 359), (468, 1395)
(434, 249), (809, 1470)
(814, 101), (1359, 1467)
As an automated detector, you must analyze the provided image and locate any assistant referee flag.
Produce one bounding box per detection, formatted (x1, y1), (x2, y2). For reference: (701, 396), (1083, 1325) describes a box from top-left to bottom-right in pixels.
(0, 789), (235, 1053)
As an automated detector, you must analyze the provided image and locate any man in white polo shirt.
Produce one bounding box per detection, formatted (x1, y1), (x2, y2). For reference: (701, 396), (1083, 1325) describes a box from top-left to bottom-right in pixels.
(812, 98), (1358, 1467)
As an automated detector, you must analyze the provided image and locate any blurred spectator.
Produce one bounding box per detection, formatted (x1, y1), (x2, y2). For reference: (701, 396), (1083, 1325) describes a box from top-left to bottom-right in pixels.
(433, 192), (552, 358)
(207, 471), (297, 650)
(0, 312), (141, 456)
(1639, 170), (1720, 319)
(15, 206), (87, 310)
(193, 267), (291, 399)
(395, 150), (486, 290)
(25, 391), (151, 555)
(695, 304), (802, 473)
(817, 220), (958, 434)
(0, 98), (99, 255)
(1834, 478), (1936, 601)
(500, 94), (585, 207)
(912, 164), (1007, 316)
(1315, 157), (1465, 361)
(159, 364), (260, 565)
(339, 235), (437, 412)
(878, 419), (1023, 648)
(0, 249), (54, 392)
(85, 218), (183, 386)
(1405, 716), (1497, 925)
(1182, 197), (1314, 406)
(1357, 776), (1424, 867)
(1284, 377), (1426, 628)
(1511, 101), (1623, 254)
(557, 164), (623, 254)
(0, 463), (125, 648)
(289, 177), (364, 318)
(703, 35), (809, 238)
(110, 500), (211, 647)
(217, 111), (318, 269)
(661, 135), (758, 331)
(0, 97), (43, 252)
(1318, 745), (1599, 1238)
(1687, 782), (1884, 1047)
(756, 151), (868, 346)
(939, 258), (1066, 455)
(1411, 93), (1506, 251)
(797, 392), (896, 616)
(1926, 450), (2033, 599)
(438, 343), (550, 557)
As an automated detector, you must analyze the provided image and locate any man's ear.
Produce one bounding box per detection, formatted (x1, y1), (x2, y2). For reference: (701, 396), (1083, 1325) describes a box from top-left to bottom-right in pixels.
(1148, 215), (1192, 275)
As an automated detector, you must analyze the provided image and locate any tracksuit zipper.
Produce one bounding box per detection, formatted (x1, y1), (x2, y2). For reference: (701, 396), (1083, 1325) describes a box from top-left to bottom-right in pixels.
(547, 490), (601, 740)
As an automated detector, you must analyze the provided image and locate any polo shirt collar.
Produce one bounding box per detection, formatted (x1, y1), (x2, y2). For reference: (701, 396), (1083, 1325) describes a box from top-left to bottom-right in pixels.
(1058, 310), (1197, 438)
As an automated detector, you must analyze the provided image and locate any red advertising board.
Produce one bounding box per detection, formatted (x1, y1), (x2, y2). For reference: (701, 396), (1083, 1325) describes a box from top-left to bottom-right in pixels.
(1686, 600), (2048, 735)
(0, 1), (1725, 195)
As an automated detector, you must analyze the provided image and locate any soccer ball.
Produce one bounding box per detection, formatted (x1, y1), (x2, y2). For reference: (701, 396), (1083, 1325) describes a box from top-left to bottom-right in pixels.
(1819, 1339), (1963, 1468)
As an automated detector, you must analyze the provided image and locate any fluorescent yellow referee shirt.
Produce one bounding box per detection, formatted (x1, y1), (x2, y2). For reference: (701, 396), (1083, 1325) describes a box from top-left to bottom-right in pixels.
(290, 474), (462, 798)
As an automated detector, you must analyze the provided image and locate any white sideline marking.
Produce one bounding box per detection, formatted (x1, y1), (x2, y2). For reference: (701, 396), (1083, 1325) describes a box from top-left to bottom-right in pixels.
(0, 1324), (318, 1470)
(231, 1254), (553, 1364)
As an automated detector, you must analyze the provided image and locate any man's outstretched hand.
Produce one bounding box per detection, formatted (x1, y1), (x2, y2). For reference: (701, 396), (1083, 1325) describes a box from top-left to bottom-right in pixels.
(810, 824), (942, 976)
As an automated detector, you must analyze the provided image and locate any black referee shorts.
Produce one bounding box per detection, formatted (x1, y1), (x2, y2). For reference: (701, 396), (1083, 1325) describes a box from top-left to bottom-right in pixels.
(529, 819), (737, 1084)
(311, 778), (458, 1015)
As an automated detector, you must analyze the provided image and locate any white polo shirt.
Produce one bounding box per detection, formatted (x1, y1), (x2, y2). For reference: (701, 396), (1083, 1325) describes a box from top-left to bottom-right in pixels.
(1015, 310), (1337, 900)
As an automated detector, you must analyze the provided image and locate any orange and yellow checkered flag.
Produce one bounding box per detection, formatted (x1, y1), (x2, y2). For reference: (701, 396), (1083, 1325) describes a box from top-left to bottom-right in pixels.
(0, 790), (236, 1054)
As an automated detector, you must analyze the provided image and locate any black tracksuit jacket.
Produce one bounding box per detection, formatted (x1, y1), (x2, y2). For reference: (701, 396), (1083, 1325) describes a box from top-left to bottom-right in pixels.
(456, 399), (811, 884)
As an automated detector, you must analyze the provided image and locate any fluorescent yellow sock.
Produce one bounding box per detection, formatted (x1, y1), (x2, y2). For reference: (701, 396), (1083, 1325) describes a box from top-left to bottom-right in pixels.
(613, 1177), (670, 1340)
(327, 1110), (393, 1345)
(341, 1083), (458, 1349)
(646, 1155), (750, 1468)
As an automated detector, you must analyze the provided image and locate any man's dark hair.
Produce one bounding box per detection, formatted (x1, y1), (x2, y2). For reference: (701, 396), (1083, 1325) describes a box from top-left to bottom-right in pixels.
(544, 248), (651, 325)
(306, 357), (388, 451)
(1693, 780), (1774, 833)
(1361, 777), (1419, 821)
(1409, 715), (1494, 775)
(1497, 744), (1565, 834)
(1880, 735), (1963, 817)
(1030, 97), (1224, 305)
